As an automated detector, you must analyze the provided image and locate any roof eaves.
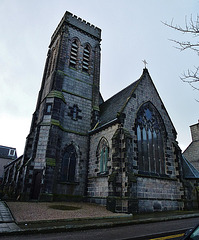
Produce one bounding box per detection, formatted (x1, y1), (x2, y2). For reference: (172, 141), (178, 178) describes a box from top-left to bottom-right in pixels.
(89, 118), (118, 135)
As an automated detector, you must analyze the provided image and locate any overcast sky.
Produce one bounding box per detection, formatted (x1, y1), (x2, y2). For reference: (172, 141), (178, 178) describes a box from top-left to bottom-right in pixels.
(0, 0), (198, 156)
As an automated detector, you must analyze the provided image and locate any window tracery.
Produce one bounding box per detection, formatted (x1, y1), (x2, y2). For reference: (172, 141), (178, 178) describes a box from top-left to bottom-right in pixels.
(136, 102), (166, 175)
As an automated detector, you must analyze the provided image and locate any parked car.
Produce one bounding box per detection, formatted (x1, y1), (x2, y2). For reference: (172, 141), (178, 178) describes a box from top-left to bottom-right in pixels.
(181, 224), (199, 239)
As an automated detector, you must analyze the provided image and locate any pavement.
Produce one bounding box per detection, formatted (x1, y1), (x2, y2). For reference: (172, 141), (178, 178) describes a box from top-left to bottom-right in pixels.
(0, 201), (20, 234)
(1, 201), (199, 236)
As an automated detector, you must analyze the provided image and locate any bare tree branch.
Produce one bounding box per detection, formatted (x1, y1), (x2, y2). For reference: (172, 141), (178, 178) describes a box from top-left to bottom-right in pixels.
(163, 15), (199, 94)
(163, 15), (199, 34)
(180, 66), (199, 90)
(169, 39), (199, 53)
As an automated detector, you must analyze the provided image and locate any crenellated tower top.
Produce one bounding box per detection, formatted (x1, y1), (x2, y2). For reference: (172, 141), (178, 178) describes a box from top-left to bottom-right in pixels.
(51, 11), (101, 43)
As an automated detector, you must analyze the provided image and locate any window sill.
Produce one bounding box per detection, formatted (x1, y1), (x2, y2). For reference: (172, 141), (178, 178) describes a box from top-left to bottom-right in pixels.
(97, 171), (109, 177)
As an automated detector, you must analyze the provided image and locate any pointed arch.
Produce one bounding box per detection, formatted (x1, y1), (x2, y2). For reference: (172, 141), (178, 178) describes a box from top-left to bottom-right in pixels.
(97, 137), (109, 173)
(135, 101), (166, 175)
(46, 41), (59, 78)
(61, 144), (77, 182)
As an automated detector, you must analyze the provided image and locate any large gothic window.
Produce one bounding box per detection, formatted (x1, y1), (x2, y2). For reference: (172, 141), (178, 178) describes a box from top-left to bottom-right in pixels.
(61, 145), (77, 182)
(97, 138), (109, 174)
(136, 102), (166, 175)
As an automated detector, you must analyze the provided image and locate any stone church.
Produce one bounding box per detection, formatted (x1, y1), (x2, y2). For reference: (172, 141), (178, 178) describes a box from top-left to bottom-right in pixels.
(3, 11), (199, 213)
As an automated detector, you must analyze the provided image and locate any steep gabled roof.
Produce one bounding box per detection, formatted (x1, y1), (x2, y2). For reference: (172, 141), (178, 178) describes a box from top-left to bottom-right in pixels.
(98, 70), (145, 127)
(182, 155), (199, 179)
(95, 68), (176, 135)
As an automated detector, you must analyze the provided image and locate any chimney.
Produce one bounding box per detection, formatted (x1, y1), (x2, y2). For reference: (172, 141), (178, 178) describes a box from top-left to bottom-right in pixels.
(190, 121), (199, 141)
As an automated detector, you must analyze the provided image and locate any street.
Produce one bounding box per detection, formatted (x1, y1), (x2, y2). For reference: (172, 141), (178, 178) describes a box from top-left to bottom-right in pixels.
(149, 233), (184, 240)
(1, 217), (199, 240)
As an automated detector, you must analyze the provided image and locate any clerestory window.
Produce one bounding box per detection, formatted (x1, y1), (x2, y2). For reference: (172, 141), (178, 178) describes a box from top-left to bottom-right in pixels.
(136, 102), (166, 175)
(69, 40), (79, 68)
(82, 44), (90, 73)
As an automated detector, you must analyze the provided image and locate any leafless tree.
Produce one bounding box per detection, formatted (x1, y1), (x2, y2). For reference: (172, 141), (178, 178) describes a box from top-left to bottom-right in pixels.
(163, 15), (199, 91)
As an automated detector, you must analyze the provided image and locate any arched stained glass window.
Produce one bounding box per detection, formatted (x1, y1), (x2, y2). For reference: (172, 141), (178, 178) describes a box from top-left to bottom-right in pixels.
(97, 138), (109, 174)
(61, 144), (77, 182)
(136, 102), (166, 175)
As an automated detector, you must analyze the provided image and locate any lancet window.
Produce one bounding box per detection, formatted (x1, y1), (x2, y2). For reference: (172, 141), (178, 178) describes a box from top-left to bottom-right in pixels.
(82, 44), (90, 73)
(46, 41), (59, 78)
(97, 138), (109, 173)
(69, 40), (79, 68)
(136, 102), (166, 175)
(61, 144), (77, 182)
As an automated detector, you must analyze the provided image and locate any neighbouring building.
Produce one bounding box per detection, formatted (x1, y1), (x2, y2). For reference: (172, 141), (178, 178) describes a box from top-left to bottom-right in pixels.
(2, 155), (22, 198)
(0, 146), (17, 184)
(183, 121), (199, 170)
(2, 11), (199, 213)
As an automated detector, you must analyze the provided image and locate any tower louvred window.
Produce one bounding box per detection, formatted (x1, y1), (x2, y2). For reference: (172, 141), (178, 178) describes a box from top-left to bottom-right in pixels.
(69, 40), (78, 68)
(82, 45), (90, 72)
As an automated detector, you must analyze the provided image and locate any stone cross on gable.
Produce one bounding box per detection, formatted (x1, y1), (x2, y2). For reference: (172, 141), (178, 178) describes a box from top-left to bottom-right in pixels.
(142, 60), (148, 68)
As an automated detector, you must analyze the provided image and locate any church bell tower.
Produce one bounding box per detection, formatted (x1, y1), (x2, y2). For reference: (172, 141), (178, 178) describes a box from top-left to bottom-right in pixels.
(22, 12), (101, 200)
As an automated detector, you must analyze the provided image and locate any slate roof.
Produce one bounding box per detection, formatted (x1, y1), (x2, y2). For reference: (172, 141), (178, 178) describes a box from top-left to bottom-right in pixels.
(94, 67), (176, 135)
(98, 69), (145, 127)
(182, 155), (199, 179)
(0, 145), (17, 160)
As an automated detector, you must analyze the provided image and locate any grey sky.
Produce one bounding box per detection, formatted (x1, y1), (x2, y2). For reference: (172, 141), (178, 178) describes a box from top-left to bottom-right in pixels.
(0, 0), (198, 156)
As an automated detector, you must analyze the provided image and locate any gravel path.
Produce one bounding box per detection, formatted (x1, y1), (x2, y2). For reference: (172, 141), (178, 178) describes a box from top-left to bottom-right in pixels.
(6, 202), (123, 223)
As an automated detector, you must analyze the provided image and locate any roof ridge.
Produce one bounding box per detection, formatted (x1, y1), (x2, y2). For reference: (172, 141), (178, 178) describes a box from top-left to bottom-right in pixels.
(100, 80), (138, 106)
(98, 69), (149, 128)
(100, 68), (148, 107)
(117, 68), (148, 117)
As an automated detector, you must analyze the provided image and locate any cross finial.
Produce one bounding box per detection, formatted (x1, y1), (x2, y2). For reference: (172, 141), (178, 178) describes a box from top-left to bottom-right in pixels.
(142, 59), (148, 68)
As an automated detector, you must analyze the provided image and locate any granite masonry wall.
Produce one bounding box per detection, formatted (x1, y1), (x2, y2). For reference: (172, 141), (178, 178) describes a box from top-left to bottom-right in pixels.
(21, 12), (101, 200)
(88, 124), (118, 205)
(136, 177), (183, 212)
(121, 71), (184, 212)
